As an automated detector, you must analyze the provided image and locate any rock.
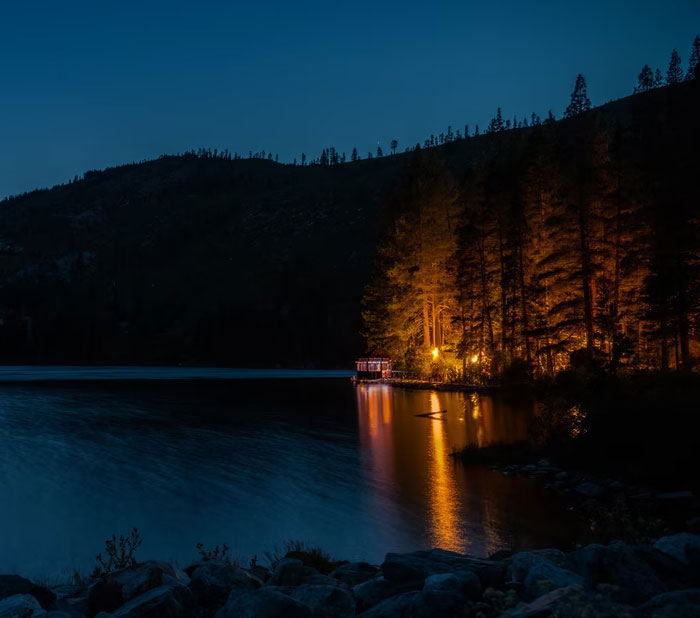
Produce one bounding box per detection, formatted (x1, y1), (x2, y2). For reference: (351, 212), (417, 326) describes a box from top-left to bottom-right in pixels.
(50, 585), (88, 616)
(290, 584), (355, 618)
(655, 491), (693, 501)
(88, 562), (186, 616)
(422, 571), (481, 601)
(46, 613), (75, 618)
(653, 533), (700, 566)
(328, 563), (378, 587)
(0, 576), (55, 610)
(249, 566), (271, 583)
(302, 575), (343, 587)
(0, 594), (47, 618)
(574, 481), (605, 498)
(381, 549), (506, 588)
(353, 577), (421, 614)
(96, 584), (193, 618)
(537, 459), (551, 467)
(356, 590), (470, 618)
(501, 585), (632, 618)
(215, 588), (311, 618)
(188, 561), (262, 614)
(637, 588), (700, 618)
(555, 471), (568, 480)
(509, 552), (583, 599)
(267, 558), (305, 587)
(565, 542), (666, 604)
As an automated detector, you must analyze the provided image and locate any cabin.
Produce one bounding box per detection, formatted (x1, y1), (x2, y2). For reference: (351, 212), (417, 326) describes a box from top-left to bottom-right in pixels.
(355, 357), (392, 380)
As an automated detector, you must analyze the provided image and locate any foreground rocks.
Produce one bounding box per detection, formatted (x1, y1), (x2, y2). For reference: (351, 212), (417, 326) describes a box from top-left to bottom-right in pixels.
(2, 532), (700, 617)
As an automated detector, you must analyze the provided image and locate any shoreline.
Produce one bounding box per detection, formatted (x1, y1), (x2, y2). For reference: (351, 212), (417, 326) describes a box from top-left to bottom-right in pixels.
(3, 532), (699, 617)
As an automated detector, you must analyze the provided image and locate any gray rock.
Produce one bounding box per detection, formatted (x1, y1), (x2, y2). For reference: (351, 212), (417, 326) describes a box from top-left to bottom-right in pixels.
(88, 562), (184, 616)
(267, 558), (305, 587)
(653, 533), (700, 566)
(50, 584), (88, 616)
(356, 589), (470, 618)
(655, 491), (693, 501)
(381, 549), (505, 588)
(328, 563), (378, 587)
(97, 584), (193, 618)
(188, 561), (261, 613)
(46, 613), (75, 618)
(353, 577), (418, 614)
(0, 576), (55, 610)
(537, 459), (551, 467)
(637, 588), (700, 618)
(290, 584), (355, 618)
(509, 552), (583, 599)
(215, 588), (311, 618)
(501, 585), (632, 618)
(0, 594), (47, 618)
(302, 575), (343, 587)
(565, 542), (666, 604)
(575, 481), (605, 498)
(422, 571), (481, 601)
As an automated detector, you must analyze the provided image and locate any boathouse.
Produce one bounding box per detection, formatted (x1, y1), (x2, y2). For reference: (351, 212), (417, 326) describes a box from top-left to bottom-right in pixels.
(355, 357), (392, 380)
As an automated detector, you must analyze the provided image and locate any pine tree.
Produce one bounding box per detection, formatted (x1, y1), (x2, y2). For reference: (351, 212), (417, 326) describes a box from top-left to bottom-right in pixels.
(390, 139), (398, 154)
(635, 65), (655, 93)
(687, 36), (700, 80)
(351, 147), (358, 162)
(653, 68), (664, 88)
(487, 108), (505, 132)
(377, 145), (383, 157)
(320, 149), (329, 166)
(666, 49), (683, 84)
(564, 74), (591, 118)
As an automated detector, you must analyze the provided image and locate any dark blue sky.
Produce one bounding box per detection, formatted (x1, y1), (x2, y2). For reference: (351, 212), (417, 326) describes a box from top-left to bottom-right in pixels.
(1, 1), (698, 198)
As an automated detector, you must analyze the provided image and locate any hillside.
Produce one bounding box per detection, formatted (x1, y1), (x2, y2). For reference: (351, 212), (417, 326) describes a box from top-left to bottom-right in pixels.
(1, 80), (698, 367)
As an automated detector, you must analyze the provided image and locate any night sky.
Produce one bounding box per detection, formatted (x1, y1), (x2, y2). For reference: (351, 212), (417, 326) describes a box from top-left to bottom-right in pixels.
(1, 1), (698, 199)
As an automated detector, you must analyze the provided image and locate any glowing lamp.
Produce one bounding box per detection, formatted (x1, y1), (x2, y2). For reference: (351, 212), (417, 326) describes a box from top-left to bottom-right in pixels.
(471, 354), (479, 364)
(432, 347), (439, 359)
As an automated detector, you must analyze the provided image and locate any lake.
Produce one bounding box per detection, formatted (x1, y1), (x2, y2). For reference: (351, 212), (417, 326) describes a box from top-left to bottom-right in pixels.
(0, 368), (580, 578)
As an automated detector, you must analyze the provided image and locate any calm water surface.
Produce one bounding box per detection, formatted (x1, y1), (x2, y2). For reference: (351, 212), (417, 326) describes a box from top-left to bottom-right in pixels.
(0, 369), (579, 577)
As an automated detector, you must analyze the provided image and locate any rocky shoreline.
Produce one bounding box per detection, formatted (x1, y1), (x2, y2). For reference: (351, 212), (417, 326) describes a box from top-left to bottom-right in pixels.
(2, 532), (699, 618)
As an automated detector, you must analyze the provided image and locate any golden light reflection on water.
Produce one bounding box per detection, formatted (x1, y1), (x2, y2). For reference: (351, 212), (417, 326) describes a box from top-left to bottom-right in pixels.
(355, 385), (538, 555)
(427, 395), (463, 551)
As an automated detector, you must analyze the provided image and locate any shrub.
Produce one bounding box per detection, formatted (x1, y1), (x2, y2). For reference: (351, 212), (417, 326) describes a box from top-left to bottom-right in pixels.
(91, 528), (142, 578)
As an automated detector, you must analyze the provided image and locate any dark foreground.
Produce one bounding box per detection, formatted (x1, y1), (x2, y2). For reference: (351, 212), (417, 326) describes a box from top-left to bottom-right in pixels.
(2, 532), (699, 618)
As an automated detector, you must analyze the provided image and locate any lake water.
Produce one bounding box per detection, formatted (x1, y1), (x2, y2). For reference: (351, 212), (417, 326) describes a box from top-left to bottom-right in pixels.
(0, 368), (580, 578)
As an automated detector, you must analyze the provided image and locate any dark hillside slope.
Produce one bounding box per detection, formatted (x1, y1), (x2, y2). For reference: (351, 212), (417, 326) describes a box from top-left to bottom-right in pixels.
(0, 80), (697, 366)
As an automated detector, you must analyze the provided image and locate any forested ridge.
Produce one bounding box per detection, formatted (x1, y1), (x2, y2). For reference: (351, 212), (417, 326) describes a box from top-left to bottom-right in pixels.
(0, 76), (698, 368)
(363, 77), (700, 378)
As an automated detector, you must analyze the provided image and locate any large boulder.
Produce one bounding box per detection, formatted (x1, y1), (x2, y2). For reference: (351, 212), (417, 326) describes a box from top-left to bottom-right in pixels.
(93, 584), (194, 618)
(356, 589), (470, 618)
(422, 571), (481, 601)
(501, 585), (632, 618)
(289, 585), (355, 618)
(353, 577), (419, 614)
(0, 594), (46, 618)
(214, 588), (311, 618)
(188, 561), (261, 614)
(267, 559), (305, 587)
(88, 562), (187, 616)
(637, 588), (700, 618)
(50, 584), (89, 616)
(565, 542), (667, 604)
(509, 552), (583, 599)
(0, 576), (55, 610)
(653, 533), (700, 566)
(381, 549), (505, 589)
(328, 563), (378, 587)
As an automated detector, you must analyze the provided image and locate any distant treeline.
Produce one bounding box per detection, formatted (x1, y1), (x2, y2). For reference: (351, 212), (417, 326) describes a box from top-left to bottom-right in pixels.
(4, 37), (697, 205)
(362, 71), (700, 378)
